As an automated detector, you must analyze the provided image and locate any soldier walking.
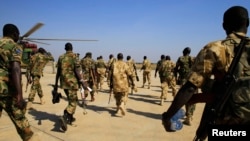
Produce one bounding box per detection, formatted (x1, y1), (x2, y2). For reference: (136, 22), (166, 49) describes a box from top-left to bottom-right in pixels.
(80, 52), (97, 102)
(140, 56), (152, 89)
(109, 53), (136, 116)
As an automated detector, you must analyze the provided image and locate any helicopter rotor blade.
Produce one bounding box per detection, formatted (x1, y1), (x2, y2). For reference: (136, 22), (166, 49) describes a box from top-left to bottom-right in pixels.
(26, 40), (50, 45)
(27, 38), (98, 42)
(21, 23), (44, 38)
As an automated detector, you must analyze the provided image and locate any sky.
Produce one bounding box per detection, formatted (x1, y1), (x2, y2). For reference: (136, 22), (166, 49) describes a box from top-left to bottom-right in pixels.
(1, 0), (250, 63)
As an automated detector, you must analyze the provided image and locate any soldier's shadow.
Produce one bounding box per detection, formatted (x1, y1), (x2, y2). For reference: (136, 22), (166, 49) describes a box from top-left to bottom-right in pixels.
(28, 109), (64, 133)
(86, 104), (117, 116)
(127, 108), (162, 120)
(129, 93), (160, 105)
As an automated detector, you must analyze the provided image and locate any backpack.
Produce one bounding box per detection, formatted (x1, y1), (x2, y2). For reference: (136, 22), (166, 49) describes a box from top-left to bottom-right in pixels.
(215, 36), (250, 124)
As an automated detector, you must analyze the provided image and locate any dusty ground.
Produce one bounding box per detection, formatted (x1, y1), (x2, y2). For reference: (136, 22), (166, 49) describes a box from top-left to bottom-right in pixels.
(0, 65), (206, 141)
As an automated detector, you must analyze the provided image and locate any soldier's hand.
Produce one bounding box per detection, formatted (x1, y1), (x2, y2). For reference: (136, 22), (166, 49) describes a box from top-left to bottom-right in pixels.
(80, 79), (89, 90)
(162, 112), (175, 132)
(15, 95), (26, 110)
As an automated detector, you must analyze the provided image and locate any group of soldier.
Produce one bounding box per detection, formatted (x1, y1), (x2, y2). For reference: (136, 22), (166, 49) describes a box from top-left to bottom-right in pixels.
(1, 5), (249, 141)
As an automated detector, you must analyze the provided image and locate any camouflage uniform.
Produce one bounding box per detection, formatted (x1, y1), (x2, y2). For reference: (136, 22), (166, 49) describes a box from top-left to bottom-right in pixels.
(126, 58), (138, 94)
(159, 59), (177, 105)
(106, 56), (116, 86)
(80, 53), (97, 101)
(0, 37), (33, 140)
(141, 57), (152, 89)
(155, 56), (165, 82)
(27, 51), (52, 107)
(95, 56), (106, 90)
(175, 50), (196, 125)
(110, 57), (134, 116)
(57, 50), (80, 122)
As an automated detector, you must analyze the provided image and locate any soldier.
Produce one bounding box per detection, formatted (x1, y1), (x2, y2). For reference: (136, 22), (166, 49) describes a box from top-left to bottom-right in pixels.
(140, 56), (152, 89)
(96, 55), (106, 90)
(158, 55), (177, 105)
(54, 42), (88, 131)
(174, 47), (196, 126)
(26, 48), (52, 109)
(0, 24), (39, 140)
(126, 55), (138, 94)
(80, 52), (97, 102)
(155, 54), (166, 82)
(162, 6), (250, 141)
(106, 54), (116, 86)
(109, 53), (136, 116)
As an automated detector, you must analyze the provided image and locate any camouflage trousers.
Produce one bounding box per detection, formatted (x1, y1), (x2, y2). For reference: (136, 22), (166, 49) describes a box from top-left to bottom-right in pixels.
(63, 89), (78, 114)
(113, 92), (128, 106)
(142, 71), (151, 85)
(160, 79), (177, 99)
(96, 68), (106, 89)
(28, 76), (43, 102)
(0, 96), (31, 140)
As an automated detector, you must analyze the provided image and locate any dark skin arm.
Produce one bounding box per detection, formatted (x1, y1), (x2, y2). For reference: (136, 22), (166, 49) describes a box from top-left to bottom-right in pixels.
(162, 81), (197, 131)
(74, 66), (88, 89)
(11, 61), (25, 109)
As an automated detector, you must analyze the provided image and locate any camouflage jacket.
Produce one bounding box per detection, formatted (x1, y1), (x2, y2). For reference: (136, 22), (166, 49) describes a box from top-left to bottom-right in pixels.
(0, 37), (22, 95)
(111, 60), (133, 93)
(159, 60), (176, 80)
(141, 59), (151, 72)
(29, 52), (51, 77)
(80, 57), (96, 80)
(57, 51), (80, 90)
(126, 59), (136, 76)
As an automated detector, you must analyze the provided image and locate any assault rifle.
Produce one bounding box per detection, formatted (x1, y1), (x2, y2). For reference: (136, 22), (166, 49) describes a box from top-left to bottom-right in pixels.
(25, 71), (32, 92)
(194, 34), (247, 141)
(49, 84), (62, 104)
(133, 64), (139, 81)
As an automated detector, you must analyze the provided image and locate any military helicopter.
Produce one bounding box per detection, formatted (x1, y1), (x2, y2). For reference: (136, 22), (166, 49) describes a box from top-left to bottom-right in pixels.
(18, 22), (98, 71)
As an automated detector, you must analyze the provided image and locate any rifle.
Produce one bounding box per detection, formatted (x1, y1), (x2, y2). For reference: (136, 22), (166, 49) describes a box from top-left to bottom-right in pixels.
(108, 70), (113, 104)
(79, 87), (87, 115)
(25, 71), (32, 92)
(48, 84), (62, 104)
(133, 64), (139, 81)
(194, 35), (247, 141)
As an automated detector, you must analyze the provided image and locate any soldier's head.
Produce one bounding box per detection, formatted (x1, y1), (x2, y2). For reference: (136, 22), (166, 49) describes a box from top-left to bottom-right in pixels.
(86, 52), (92, 58)
(38, 47), (46, 54)
(3, 23), (20, 42)
(127, 55), (131, 60)
(143, 56), (147, 60)
(223, 6), (249, 34)
(65, 42), (73, 51)
(183, 47), (191, 56)
(161, 54), (165, 60)
(99, 55), (103, 59)
(117, 53), (123, 60)
(109, 54), (114, 59)
(166, 55), (171, 60)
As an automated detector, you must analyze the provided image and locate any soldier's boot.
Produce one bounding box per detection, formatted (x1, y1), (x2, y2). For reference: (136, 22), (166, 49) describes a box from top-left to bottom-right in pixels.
(40, 97), (45, 105)
(26, 101), (32, 110)
(148, 84), (151, 89)
(22, 127), (34, 141)
(119, 102), (126, 116)
(115, 106), (120, 115)
(133, 86), (138, 93)
(91, 95), (95, 102)
(59, 110), (71, 131)
(183, 116), (192, 126)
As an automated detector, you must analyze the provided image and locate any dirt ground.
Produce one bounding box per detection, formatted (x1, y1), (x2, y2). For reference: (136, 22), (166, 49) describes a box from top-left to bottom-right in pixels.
(0, 65), (206, 141)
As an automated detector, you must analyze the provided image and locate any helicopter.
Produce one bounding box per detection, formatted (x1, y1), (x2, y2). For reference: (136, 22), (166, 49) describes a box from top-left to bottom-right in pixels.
(17, 22), (98, 72)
